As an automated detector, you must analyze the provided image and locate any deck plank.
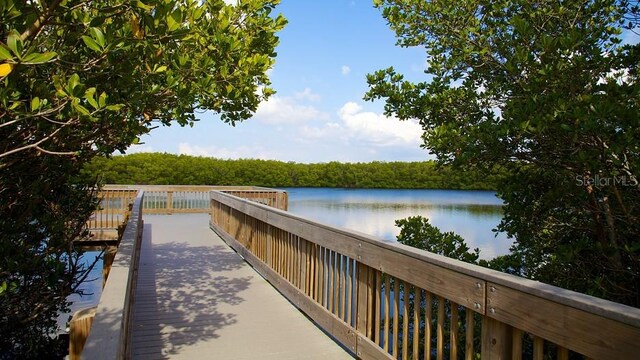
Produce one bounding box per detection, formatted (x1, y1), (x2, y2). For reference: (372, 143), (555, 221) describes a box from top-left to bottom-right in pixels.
(131, 214), (353, 359)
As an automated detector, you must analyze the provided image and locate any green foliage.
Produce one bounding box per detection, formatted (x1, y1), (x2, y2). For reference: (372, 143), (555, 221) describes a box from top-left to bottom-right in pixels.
(82, 152), (505, 190)
(1, 0), (285, 158)
(1, 0), (285, 355)
(395, 216), (480, 263)
(367, 0), (640, 306)
(0, 158), (99, 357)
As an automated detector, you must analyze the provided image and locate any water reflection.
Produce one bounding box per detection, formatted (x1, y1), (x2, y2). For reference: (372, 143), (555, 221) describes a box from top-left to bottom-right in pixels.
(57, 251), (103, 331)
(281, 188), (511, 260)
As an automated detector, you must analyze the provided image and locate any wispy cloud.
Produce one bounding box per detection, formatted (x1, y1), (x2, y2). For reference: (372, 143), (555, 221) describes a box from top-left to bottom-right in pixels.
(341, 65), (351, 76)
(178, 142), (277, 160)
(253, 89), (329, 125)
(337, 102), (422, 147)
(124, 144), (155, 154)
(294, 87), (321, 102)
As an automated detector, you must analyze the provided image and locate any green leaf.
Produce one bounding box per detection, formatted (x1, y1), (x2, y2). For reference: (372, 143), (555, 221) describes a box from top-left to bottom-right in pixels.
(167, 9), (183, 32)
(22, 51), (57, 64)
(82, 36), (102, 52)
(6, 30), (22, 58)
(98, 92), (107, 108)
(0, 45), (13, 60)
(84, 87), (99, 109)
(31, 97), (40, 111)
(72, 99), (91, 116)
(154, 65), (167, 73)
(90, 28), (106, 48)
(106, 104), (125, 111)
(66, 74), (84, 97)
(136, 0), (155, 11)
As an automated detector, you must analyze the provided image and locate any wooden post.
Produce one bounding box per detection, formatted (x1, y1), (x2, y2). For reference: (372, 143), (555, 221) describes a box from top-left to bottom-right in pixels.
(69, 306), (97, 360)
(266, 224), (273, 268)
(102, 246), (117, 287)
(166, 191), (173, 215)
(481, 316), (512, 360)
(356, 262), (370, 334)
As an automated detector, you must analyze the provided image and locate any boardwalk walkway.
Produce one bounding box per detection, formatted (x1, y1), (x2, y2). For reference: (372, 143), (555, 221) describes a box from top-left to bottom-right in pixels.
(131, 214), (353, 359)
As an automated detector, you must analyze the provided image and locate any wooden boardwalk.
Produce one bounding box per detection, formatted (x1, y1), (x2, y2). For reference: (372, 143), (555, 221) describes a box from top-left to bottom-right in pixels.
(131, 214), (354, 359)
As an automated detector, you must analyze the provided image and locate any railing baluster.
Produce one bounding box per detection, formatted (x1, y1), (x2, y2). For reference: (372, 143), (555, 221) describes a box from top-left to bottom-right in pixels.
(451, 301), (459, 360)
(346, 257), (352, 326)
(311, 241), (316, 298)
(375, 271), (381, 346)
(393, 277), (399, 358)
(340, 255), (346, 320)
(384, 274), (390, 353)
(425, 291), (432, 360)
(557, 345), (569, 360)
(367, 269), (375, 339)
(334, 252), (340, 316)
(413, 286), (421, 360)
(466, 308), (475, 360)
(328, 250), (335, 312)
(533, 336), (544, 360)
(402, 280), (409, 360)
(437, 296), (445, 360)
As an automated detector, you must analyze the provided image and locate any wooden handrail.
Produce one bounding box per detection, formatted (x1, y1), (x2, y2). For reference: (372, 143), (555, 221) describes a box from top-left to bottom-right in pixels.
(209, 190), (640, 360)
(95, 185), (288, 214)
(82, 190), (144, 359)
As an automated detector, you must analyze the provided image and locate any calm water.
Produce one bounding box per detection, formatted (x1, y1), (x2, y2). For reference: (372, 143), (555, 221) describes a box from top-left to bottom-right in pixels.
(280, 188), (511, 259)
(57, 251), (104, 332)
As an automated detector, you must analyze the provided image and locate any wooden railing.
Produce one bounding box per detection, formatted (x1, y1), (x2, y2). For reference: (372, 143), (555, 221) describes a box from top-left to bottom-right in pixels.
(82, 190), (145, 359)
(209, 191), (640, 360)
(88, 189), (138, 229)
(101, 185), (288, 214)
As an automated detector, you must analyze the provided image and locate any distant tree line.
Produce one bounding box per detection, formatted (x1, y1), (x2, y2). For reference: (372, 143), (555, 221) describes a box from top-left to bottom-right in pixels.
(83, 152), (504, 190)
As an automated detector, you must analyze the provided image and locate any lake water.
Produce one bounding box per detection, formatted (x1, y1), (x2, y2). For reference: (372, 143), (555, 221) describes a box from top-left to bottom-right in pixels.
(57, 251), (104, 332)
(280, 188), (511, 259)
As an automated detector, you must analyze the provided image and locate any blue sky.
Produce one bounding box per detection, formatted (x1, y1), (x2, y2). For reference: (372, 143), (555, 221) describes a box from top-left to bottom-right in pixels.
(128, 1), (640, 163)
(127, 0), (432, 163)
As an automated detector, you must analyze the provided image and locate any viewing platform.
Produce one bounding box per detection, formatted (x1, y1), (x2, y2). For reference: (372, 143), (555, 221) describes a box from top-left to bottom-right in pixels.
(72, 185), (640, 360)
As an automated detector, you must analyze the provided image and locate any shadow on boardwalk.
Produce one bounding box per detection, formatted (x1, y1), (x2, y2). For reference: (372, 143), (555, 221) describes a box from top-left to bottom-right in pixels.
(132, 223), (252, 359)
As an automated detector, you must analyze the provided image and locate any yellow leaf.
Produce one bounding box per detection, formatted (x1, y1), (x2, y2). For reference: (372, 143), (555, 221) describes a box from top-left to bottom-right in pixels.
(131, 15), (144, 39)
(0, 63), (13, 77)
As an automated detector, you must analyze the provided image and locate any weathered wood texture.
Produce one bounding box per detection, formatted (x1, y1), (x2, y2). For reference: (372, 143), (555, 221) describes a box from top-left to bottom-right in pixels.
(210, 190), (640, 360)
(69, 306), (96, 360)
(130, 214), (352, 359)
(87, 189), (137, 231)
(82, 191), (144, 359)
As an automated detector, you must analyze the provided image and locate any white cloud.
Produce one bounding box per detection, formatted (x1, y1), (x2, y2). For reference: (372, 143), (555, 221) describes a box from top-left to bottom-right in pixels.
(222, 0), (237, 6)
(294, 87), (321, 102)
(336, 102), (422, 147)
(254, 90), (328, 125)
(341, 65), (351, 75)
(299, 123), (342, 141)
(124, 144), (155, 154)
(178, 142), (276, 160)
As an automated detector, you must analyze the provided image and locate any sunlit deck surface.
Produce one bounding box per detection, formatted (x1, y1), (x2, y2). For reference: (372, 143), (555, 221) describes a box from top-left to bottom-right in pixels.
(131, 214), (354, 359)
